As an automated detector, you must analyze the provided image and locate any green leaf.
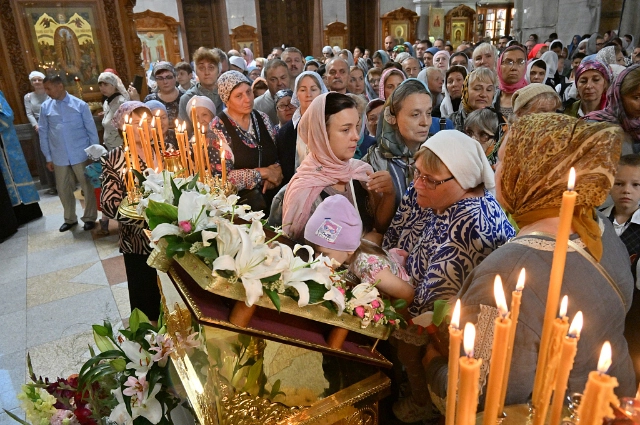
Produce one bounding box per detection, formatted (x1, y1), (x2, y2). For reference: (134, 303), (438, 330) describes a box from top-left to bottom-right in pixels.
(197, 245), (218, 259)
(3, 408), (32, 425)
(260, 273), (281, 284)
(110, 358), (127, 372)
(132, 169), (146, 185)
(93, 330), (115, 353)
(323, 300), (338, 314)
(263, 288), (281, 312)
(170, 177), (182, 206)
(165, 239), (193, 259)
(241, 358), (263, 392)
(187, 174), (199, 190)
(392, 299), (408, 310)
(307, 281), (329, 304)
(92, 324), (109, 337)
(145, 199), (178, 230)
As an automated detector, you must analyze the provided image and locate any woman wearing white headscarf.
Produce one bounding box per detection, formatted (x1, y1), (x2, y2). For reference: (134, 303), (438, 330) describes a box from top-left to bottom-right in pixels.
(98, 71), (129, 150)
(540, 50), (566, 87)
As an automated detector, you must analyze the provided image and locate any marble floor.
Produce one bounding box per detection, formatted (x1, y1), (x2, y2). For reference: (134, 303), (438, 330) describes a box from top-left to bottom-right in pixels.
(0, 190), (130, 425)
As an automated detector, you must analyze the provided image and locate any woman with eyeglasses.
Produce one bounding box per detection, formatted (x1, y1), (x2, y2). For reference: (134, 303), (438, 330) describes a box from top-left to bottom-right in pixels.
(274, 89), (295, 131)
(383, 130), (515, 422)
(140, 62), (184, 129)
(493, 46), (528, 119)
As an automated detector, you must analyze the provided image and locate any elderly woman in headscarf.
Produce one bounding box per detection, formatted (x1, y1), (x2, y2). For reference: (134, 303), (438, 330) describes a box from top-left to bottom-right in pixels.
(449, 51), (472, 72)
(586, 65), (640, 154)
(143, 62), (185, 127)
(98, 71), (129, 150)
(208, 71), (282, 212)
(102, 101), (161, 322)
(597, 45), (626, 66)
(242, 47), (256, 67)
(282, 93), (395, 241)
(339, 49), (355, 67)
(440, 65), (468, 118)
(449, 67), (497, 131)
(564, 58), (612, 118)
(379, 68), (406, 101)
(511, 83), (562, 119)
(372, 50), (390, 69)
(144, 100), (178, 151)
(383, 131), (515, 422)
(493, 45), (528, 118)
(433, 50), (450, 71)
(423, 113), (636, 411)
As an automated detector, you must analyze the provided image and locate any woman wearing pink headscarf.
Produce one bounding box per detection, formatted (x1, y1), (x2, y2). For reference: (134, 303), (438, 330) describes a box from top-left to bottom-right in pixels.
(282, 93), (396, 242)
(242, 48), (256, 67)
(379, 68), (406, 100)
(493, 45), (528, 118)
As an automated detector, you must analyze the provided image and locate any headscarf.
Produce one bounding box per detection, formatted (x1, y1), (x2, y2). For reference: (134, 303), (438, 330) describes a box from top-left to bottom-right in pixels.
(525, 59), (547, 84)
(433, 50), (451, 69)
(243, 48), (254, 66)
(426, 47), (439, 56)
(568, 35), (582, 57)
(528, 43), (546, 60)
(356, 58), (369, 76)
(449, 52), (472, 72)
(365, 68), (379, 100)
(440, 66), (468, 118)
(549, 40), (564, 53)
(322, 46), (333, 54)
(111, 101), (150, 131)
(275, 89), (293, 105)
(98, 72), (129, 99)
(378, 68), (406, 100)
(150, 61), (175, 81)
(395, 52), (411, 64)
(340, 49), (355, 66)
(540, 51), (559, 85)
(229, 56), (248, 72)
(512, 83), (558, 115)
(575, 58), (613, 109)
(374, 50), (390, 66)
(421, 130), (495, 191)
(282, 93), (373, 240)
(497, 46), (528, 94)
(573, 39), (589, 59)
(596, 46), (617, 65)
(500, 113), (624, 261)
(460, 71), (474, 114)
(290, 71), (328, 127)
(587, 33), (602, 55)
(403, 42), (415, 57)
(217, 71), (251, 105)
(144, 100), (166, 113)
(622, 35), (635, 52)
(586, 64), (640, 143)
(187, 95), (217, 115)
(29, 71), (45, 81)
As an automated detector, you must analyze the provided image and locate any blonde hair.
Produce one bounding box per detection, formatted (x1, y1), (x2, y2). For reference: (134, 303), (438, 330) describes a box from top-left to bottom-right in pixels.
(621, 67), (640, 96)
(468, 66), (497, 87)
(472, 43), (498, 65)
(192, 47), (220, 67)
(414, 146), (445, 174)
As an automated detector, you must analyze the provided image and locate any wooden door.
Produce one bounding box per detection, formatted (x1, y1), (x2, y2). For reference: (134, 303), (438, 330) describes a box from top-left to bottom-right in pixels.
(182, 0), (216, 53)
(259, 0), (312, 56)
(348, 0), (378, 53)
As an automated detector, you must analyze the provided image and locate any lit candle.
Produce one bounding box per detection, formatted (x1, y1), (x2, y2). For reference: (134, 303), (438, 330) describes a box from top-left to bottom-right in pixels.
(141, 112), (151, 145)
(150, 117), (163, 172)
(220, 144), (227, 185)
(549, 312), (583, 425)
(155, 110), (165, 153)
(139, 118), (154, 167)
(202, 126), (210, 178)
(533, 296), (570, 425)
(125, 116), (140, 171)
(137, 126), (150, 165)
(446, 299), (462, 425)
(532, 168), (577, 418)
(180, 123), (189, 174)
(498, 268), (526, 414)
(576, 342), (620, 425)
(121, 125), (134, 192)
(456, 322), (481, 425)
(482, 276), (513, 425)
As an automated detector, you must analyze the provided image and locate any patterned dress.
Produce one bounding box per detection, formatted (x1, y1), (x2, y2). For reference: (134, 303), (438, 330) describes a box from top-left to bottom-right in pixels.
(350, 250), (410, 284)
(383, 184), (515, 316)
(100, 147), (151, 255)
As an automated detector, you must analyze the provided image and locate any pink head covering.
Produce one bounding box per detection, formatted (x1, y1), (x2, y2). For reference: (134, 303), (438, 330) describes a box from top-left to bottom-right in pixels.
(304, 195), (363, 251)
(497, 45), (528, 94)
(282, 93), (373, 241)
(243, 48), (254, 66)
(528, 43), (546, 60)
(433, 50), (451, 69)
(379, 68), (407, 100)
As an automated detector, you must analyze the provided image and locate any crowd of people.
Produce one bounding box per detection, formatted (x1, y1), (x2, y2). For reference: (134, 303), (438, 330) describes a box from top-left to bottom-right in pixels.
(2, 27), (640, 424)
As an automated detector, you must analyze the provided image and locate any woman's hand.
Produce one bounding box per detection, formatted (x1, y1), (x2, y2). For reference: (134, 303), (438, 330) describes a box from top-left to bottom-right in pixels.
(258, 164), (283, 186)
(127, 85), (140, 101)
(366, 170), (394, 196)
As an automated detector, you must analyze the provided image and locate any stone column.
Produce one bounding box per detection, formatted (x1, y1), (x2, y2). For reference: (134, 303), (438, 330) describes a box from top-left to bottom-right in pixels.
(414, 0), (432, 40)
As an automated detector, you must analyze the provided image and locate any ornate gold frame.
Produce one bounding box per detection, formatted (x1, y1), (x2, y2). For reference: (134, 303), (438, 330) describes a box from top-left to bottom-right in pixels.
(380, 7), (419, 46)
(133, 9), (181, 66)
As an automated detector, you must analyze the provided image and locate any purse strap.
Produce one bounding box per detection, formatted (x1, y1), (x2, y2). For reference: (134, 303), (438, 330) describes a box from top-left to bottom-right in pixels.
(527, 231), (627, 310)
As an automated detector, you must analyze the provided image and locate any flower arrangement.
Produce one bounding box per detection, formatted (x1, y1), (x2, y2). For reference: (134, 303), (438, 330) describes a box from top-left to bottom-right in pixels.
(4, 310), (182, 425)
(138, 170), (406, 329)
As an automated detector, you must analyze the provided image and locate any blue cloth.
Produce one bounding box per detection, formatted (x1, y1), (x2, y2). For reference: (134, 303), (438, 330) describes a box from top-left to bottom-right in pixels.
(383, 185), (516, 316)
(355, 134), (376, 159)
(0, 91), (40, 206)
(39, 93), (99, 166)
(426, 47), (439, 56)
(429, 117), (454, 135)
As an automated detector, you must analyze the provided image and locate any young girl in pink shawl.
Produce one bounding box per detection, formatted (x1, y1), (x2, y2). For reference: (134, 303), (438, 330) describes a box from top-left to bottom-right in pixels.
(282, 93), (396, 242)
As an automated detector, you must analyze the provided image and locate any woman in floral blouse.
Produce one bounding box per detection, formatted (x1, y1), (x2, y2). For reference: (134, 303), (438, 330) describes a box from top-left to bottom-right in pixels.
(207, 71), (282, 213)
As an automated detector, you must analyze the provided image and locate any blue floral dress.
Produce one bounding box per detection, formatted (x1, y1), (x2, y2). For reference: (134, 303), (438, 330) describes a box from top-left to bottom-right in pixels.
(383, 184), (515, 316)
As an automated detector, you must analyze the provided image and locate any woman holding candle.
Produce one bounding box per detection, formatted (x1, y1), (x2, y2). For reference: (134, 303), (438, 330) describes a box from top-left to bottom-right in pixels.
(101, 101), (161, 322)
(208, 71), (282, 213)
(423, 113), (636, 412)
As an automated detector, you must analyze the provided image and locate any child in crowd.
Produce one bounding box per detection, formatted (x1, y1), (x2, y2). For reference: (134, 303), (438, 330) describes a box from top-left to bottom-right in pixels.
(601, 153), (640, 384)
(304, 195), (414, 304)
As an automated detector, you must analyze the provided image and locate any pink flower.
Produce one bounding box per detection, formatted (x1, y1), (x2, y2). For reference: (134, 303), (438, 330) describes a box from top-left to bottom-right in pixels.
(149, 333), (174, 367)
(373, 313), (384, 323)
(337, 287), (346, 295)
(371, 300), (380, 309)
(354, 306), (365, 318)
(367, 256), (377, 264)
(122, 375), (148, 402)
(178, 220), (192, 233)
(389, 320), (396, 325)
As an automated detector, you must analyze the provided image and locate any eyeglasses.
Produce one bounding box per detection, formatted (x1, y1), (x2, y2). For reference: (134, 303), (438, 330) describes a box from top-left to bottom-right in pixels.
(155, 75), (175, 81)
(501, 59), (526, 67)
(465, 129), (494, 143)
(410, 166), (455, 189)
(276, 103), (296, 111)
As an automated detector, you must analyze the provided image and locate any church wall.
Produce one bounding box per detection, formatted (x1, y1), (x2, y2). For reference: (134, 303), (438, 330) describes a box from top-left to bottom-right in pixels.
(519, 0), (599, 45)
(323, 0), (348, 27)
(225, 0), (258, 30)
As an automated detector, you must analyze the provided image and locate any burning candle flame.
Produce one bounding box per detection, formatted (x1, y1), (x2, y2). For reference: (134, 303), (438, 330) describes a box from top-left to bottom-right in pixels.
(494, 275), (508, 317)
(175, 119), (179, 128)
(156, 110), (161, 117)
(559, 295), (568, 318)
(463, 322), (476, 357)
(568, 168), (576, 191)
(124, 114), (129, 123)
(597, 341), (612, 374)
(151, 117), (155, 127)
(568, 311), (583, 338)
(516, 268), (526, 291)
(122, 124), (127, 132)
(451, 299), (461, 330)
(141, 112), (147, 121)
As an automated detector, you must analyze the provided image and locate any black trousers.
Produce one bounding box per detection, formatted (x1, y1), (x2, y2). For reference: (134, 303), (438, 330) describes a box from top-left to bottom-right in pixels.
(122, 253), (161, 321)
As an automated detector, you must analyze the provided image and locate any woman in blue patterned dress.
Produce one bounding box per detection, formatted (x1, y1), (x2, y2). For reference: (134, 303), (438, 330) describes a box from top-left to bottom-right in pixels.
(382, 130), (515, 422)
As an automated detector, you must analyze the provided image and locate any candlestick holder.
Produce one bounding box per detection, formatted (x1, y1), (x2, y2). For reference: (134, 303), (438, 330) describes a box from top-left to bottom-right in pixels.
(163, 150), (186, 178)
(207, 174), (237, 197)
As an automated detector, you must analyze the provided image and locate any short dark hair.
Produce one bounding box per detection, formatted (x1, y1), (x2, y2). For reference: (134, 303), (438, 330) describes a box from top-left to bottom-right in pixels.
(264, 58), (288, 77)
(43, 75), (63, 85)
(619, 154), (640, 167)
(530, 33), (539, 41)
(549, 32), (558, 40)
(175, 62), (193, 74)
(324, 92), (356, 125)
(572, 52), (587, 61)
(283, 47), (303, 57)
(382, 61), (403, 72)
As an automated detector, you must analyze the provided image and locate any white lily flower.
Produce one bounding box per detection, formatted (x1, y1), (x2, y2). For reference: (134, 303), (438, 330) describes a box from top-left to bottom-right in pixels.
(309, 254), (336, 288)
(246, 219), (266, 245)
(120, 340), (153, 377)
(109, 388), (133, 425)
(201, 230), (218, 247)
(212, 227), (284, 306)
(132, 383), (163, 424)
(324, 286), (346, 315)
(177, 191), (209, 232)
(214, 219), (242, 258)
(238, 209), (265, 221)
(349, 283), (380, 307)
(150, 222), (181, 242)
(275, 244), (333, 307)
